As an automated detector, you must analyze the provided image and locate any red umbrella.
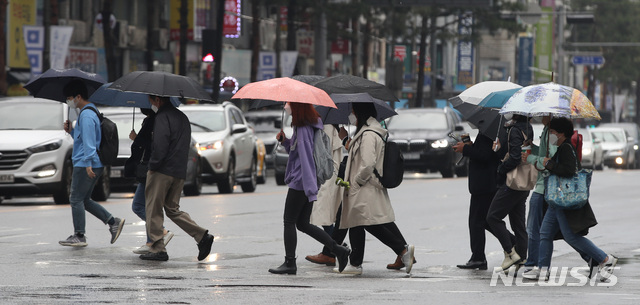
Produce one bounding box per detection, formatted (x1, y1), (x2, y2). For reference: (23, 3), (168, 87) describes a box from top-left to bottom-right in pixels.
(232, 77), (337, 108)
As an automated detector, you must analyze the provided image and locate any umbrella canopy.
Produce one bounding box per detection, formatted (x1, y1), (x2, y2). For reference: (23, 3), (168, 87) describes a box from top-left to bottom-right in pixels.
(23, 68), (106, 102)
(478, 88), (521, 108)
(449, 81), (522, 107)
(454, 101), (505, 140)
(316, 93), (397, 124)
(232, 77), (336, 108)
(108, 71), (212, 102)
(311, 75), (399, 102)
(290, 74), (325, 84)
(248, 75), (327, 109)
(500, 82), (601, 120)
(90, 82), (181, 108)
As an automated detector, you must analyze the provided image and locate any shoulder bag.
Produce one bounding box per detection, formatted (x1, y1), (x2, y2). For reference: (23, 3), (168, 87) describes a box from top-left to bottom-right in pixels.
(504, 128), (537, 191)
(544, 144), (592, 210)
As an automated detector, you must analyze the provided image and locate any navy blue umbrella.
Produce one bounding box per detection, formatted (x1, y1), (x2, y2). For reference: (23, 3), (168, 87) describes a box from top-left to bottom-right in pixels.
(90, 82), (181, 108)
(23, 68), (106, 102)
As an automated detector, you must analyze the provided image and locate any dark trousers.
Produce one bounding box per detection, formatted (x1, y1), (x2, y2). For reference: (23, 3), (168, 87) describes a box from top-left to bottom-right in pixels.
(486, 185), (529, 258)
(321, 205), (348, 258)
(468, 191), (496, 262)
(348, 223), (406, 266)
(283, 189), (337, 258)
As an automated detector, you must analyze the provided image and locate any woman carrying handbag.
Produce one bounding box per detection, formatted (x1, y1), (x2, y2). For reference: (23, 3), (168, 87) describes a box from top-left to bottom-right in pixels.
(522, 117), (617, 281)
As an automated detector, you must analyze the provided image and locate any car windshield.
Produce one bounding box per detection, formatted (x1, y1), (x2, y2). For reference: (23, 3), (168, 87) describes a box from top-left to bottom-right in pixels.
(182, 110), (226, 132)
(591, 130), (626, 143)
(0, 102), (63, 130)
(245, 114), (281, 133)
(108, 115), (144, 140)
(387, 112), (447, 130)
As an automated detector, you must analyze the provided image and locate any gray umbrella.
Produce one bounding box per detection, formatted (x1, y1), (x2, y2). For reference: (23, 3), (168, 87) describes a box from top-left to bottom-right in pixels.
(108, 71), (212, 102)
(24, 68), (106, 102)
(311, 75), (399, 102)
(316, 93), (397, 124)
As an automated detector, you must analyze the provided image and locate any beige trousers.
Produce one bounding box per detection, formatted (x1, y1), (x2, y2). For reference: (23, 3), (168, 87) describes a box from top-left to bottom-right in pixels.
(145, 171), (207, 253)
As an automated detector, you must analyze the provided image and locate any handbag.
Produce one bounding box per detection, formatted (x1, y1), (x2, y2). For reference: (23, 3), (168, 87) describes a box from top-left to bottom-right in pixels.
(544, 146), (592, 210)
(504, 129), (537, 191)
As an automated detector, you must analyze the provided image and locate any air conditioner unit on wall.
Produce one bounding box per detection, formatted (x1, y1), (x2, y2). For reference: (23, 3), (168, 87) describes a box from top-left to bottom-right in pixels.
(151, 28), (169, 50)
(117, 20), (129, 48)
(129, 28), (147, 50)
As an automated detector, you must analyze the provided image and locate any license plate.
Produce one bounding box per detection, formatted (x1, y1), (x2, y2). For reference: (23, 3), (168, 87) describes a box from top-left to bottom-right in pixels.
(0, 174), (15, 183)
(110, 169), (123, 178)
(403, 152), (420, 160)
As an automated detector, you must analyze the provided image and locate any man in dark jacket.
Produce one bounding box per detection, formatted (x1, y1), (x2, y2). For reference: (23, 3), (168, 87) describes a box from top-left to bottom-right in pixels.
(139, 95), (214, 261)
(453, 131), (502, 270)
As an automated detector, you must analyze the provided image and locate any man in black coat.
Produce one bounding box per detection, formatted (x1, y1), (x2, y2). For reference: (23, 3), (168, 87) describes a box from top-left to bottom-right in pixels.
(139, 96), (214, 262)
(453, 132), (502, 270)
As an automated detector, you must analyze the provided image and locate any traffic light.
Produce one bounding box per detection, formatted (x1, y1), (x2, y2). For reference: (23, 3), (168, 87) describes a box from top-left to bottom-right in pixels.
(202, 29), (217, 62)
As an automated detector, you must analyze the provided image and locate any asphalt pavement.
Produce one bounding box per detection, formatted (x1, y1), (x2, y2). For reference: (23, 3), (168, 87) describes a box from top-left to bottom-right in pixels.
(1, 168), (639, 304)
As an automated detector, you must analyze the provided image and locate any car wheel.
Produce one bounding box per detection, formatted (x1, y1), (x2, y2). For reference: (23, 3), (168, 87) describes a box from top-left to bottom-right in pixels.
(91, 166), (111, 201)
(217, 155), (235, 194)
(241, 157), (258, 193)
(440, 157), (455, 178)
(275, 171), (286, 185)
(183, 159), (203, 196)
(53, 158), (73, 205)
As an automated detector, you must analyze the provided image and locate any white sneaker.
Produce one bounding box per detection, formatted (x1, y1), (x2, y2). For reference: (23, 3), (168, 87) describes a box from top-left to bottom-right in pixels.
(598, 254), (618, 282)
(401, 245), (415, 274)
(133, 244), (151, 254)
(333, 264), (362, 275)
(522, 266), (540, 279)
(163, 231), (174, 246)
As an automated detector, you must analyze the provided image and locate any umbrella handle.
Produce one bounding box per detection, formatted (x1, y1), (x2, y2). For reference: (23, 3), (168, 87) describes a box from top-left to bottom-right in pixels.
(132, 108), (135, 131)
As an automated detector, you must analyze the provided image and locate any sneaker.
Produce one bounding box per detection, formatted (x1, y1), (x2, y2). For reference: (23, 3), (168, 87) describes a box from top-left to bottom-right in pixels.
(334, 264), (362, 275)
(163, 231), (175, 246)
(108, 217), (125, 244)
(197, 232), (214, 261)
(598, 254), (618, 282)
(522, 266), (540, 279)
(139, 251), (169, 261)
(59, 235), (88, 247)
(133, 244), (151, 254)
(305, 253), (336, 266)
(401, 245), (415, 274)
(501, 247), (522, 270)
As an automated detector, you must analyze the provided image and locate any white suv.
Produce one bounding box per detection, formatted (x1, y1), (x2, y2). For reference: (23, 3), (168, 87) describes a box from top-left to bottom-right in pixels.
(180, 102), (258, 194)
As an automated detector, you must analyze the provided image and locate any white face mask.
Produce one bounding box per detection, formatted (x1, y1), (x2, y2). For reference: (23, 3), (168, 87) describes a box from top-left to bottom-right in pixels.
(348, 113), (357, 125)
(503, 113), (513, 121)
(284, 103), (292, 115)
(548, 133), (558, 145)
(151, 104), (159, 113)
(66, 97), (78, 109)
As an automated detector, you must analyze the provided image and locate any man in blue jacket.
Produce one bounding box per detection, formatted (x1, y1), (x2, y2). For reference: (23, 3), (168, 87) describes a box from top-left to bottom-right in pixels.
(60, 80), (125, 247)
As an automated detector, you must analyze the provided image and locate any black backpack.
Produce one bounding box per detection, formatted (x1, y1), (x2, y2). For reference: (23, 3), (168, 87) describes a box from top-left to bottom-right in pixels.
(364, 130), (404, 188)
(80, 107), (119, 166)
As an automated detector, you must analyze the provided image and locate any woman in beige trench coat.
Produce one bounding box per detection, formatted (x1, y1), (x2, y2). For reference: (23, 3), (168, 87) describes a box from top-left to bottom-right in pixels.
(336, 102), (415, 275)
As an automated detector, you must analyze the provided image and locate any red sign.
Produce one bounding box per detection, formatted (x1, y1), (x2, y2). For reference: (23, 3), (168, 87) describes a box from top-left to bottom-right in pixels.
(394, 45), (406, 61)
(331, 39), (349, 54)
(279, 7), (288, 32)
(223, 0), (240, 37)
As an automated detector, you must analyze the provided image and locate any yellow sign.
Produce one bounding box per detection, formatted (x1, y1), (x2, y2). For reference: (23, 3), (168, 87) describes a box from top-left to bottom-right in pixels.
(170, 0), (194, 40)
(8, 0), (37, 68)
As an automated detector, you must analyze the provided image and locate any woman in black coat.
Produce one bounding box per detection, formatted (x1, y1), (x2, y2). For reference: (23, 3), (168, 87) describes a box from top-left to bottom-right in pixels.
(522, 117), (617, 282)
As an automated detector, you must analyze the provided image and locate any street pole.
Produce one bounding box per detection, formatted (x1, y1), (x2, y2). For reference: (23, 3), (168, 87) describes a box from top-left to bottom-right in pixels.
(557, 5), (566, 85)
(314, 2), (327, 76)
(212, 0), (225, 103)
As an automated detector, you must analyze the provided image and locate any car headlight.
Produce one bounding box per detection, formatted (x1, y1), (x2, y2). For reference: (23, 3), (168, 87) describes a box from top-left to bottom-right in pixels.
(199, 140), (223, 153)
(582, 148), (592, 155)
(27, 139), (62, 154)
(634, 144), (638, 150)
(431, 138), (449, 149)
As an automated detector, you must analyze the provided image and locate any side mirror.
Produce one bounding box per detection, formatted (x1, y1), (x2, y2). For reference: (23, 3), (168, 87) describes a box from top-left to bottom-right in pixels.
(454, 125), (464, 132)
(274, 119), (282, 129)
(231, 124), (248, 135)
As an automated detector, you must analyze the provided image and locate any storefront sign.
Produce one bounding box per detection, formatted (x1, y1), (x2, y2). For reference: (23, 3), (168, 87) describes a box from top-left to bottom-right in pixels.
(8, 0), (37, 69)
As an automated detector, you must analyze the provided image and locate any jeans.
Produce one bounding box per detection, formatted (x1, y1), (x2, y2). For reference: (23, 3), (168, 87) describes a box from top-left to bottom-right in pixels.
(283, 189), (337, 258)
(525, 192), (545, 267)
(486, 185), (529, 258)
(131, 183), (152, 243)
(69, 167), (112, 234)
(538, 206), (606, 268)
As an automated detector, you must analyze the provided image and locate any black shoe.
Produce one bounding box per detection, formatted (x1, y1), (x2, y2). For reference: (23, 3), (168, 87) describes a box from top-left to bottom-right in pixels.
(456, 260), (488, 270)
(269, 256), (297, 275)
(139, 251), (169, 261)
(333, 244), (351, 273)
(197, 232), (215, 261)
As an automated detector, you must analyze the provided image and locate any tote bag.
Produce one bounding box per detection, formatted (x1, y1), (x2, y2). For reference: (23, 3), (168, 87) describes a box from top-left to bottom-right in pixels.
(544, 146), (592, 210)
(504, 129), (537, 191)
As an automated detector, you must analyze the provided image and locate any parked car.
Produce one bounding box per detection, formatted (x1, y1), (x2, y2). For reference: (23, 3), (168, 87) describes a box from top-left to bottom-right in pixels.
(599, 122), (640, 168)
(100, 108), (202, 196)
(243, 110), (282, 171)
(386, 107), (468, 178)
(180, 102), (258, 193)
(590, 127), (637, 169)
(579, 128), (604, 170)
(0, 97), (110, 204)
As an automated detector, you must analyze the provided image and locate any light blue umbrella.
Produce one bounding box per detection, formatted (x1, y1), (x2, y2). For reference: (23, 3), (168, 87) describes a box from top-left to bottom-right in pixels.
(478, 88), (521, 108)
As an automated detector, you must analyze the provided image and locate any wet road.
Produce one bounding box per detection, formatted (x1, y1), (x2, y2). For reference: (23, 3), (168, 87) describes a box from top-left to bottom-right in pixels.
(1, 169), (639, 304)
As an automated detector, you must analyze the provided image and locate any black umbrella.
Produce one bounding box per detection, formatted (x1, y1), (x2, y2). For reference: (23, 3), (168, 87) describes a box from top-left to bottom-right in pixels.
(108, 71), (212, 102)
(311, 75), (399, 102)
(23, 68), (106, 102)
(248, 75), (326, 110)
(316, 93), (397, 125)
(453, 102), (505, 140)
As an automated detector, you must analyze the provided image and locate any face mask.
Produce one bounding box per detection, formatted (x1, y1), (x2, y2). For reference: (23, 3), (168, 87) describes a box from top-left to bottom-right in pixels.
(151, 105), (159, 113)
(348, 113), (357, 125)
(503, 113), (513, 121)
(548, 133), (558, 145)
(66, 97), (77, 109)
(284, 103), (292, 115)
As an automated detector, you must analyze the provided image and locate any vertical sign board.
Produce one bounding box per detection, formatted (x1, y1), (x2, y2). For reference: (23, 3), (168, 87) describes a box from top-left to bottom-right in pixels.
(170, 0), (194, 41)
(517, 36), (534, 86)
(50, 26), (74, 69)
(8, 0), (37, 69)
(223, 0), (241, 38)
(194, 0), (210, 41)
(22, 25), (44, 75)
(535, 7), (553, 82)
(456, 13), (474, 88)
